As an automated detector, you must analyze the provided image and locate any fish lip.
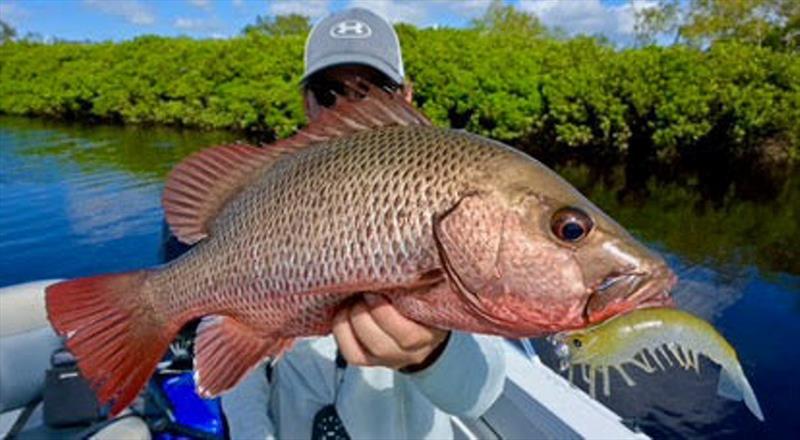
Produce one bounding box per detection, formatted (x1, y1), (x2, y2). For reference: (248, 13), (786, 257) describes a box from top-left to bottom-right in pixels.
(592, 269), (645, 293)
(585, 265), (676, 324)
(631, 275), (676, 310)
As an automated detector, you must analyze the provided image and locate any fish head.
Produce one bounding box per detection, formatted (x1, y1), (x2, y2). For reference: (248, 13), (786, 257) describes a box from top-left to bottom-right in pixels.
(572, 214), (677, 326)
(513, 190), (676, 332)
(436, 151), (676, 337)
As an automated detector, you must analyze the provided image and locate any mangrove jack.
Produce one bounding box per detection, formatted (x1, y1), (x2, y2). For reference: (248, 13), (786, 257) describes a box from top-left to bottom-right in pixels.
(46, 82), (675, 414)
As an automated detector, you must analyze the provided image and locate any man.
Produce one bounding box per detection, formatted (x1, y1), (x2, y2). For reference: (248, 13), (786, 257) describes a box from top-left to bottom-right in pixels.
(221, 8), (506, 440)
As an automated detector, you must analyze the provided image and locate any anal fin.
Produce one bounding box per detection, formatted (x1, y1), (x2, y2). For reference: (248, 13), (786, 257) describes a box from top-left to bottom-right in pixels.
(194, 316), (293, 398)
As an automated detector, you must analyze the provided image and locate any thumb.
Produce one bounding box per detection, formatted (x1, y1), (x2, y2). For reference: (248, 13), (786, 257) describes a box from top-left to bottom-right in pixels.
(363, 293), (387, 308)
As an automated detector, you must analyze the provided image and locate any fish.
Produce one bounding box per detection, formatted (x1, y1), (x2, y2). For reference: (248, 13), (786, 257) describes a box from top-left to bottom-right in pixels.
(45, 82), (676, 414)
(552, 307), (764, 421)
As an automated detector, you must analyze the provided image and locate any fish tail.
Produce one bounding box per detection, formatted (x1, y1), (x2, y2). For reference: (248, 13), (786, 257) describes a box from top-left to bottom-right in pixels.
(46, 270), (183, 416)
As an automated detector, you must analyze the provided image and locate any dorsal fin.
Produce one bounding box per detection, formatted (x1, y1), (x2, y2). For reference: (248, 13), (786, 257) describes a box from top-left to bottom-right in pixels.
(162, 145), (276, 244)
(268, 79), (431, 152)
(163, 80), (430, 244)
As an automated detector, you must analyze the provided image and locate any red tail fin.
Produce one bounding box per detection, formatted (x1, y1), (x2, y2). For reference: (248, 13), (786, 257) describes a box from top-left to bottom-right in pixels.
(46, 271), (181, 415)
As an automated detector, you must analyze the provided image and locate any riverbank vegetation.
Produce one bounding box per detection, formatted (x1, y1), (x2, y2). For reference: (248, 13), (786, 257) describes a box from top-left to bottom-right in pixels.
(0, 1), (798, 167)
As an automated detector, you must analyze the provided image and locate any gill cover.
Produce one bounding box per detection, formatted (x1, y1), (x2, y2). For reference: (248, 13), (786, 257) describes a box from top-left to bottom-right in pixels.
(433, 192), (586, 336)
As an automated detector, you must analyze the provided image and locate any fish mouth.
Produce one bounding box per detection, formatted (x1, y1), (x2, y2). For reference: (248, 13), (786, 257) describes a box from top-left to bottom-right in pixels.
(584, 265), (676, 325)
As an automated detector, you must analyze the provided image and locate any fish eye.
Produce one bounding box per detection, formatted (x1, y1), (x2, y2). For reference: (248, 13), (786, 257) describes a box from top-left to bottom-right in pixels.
(572, 338), (582, 348)
(551, 207), (593, 243)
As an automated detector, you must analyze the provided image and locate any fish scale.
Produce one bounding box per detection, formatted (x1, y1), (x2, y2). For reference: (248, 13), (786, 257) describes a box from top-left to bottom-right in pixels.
(153, 126), (502, 334)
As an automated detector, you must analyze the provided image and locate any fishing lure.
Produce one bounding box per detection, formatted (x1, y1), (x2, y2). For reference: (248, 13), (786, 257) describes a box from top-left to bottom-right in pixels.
(553, 307), (764, 421)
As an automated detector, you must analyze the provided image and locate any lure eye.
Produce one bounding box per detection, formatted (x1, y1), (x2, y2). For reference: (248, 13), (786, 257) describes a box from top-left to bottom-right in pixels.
(572, 338), (582, 348)
(551, 207), (593, 243)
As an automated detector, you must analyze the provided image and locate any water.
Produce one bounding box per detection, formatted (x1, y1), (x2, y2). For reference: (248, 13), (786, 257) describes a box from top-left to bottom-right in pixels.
(0, 117), (233, 284)
(1, 116), (797, 438)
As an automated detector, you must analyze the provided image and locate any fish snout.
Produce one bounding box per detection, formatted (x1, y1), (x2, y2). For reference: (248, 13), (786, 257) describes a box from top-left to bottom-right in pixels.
(585, 264), (676, 325)
(638, 264), (677, 308)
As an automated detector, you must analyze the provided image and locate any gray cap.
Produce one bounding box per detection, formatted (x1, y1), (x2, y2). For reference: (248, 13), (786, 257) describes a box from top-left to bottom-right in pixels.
(303, 8), (404, 85)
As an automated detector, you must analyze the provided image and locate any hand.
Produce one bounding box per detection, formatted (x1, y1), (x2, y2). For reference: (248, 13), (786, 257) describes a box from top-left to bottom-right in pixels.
(332, 294), (449, 371)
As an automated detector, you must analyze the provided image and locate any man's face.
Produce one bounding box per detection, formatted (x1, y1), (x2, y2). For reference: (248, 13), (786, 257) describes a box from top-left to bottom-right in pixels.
(303, 65), (412, 122)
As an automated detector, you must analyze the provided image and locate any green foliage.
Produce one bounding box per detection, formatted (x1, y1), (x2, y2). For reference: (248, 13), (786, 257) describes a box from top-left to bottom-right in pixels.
(0, 19), (16, 43)
(470, 0), (547, 36)
(0, 34), (307, 139)
(400, 26), (798, 161)
(0, 28), (797, 163)
(241, 14), (311, 37)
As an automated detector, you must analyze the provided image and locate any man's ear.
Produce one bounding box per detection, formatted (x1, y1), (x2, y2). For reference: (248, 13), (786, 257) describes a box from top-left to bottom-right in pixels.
(403, 82), (414, 103)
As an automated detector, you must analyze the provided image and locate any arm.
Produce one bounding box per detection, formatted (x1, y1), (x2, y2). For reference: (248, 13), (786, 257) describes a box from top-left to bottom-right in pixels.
(220, 363), (277, 440)
(333, 295), (506, 418)
(405, 331), (506, 418)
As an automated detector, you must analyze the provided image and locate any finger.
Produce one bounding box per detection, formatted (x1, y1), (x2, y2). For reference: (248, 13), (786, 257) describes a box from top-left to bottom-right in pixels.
(332, 307), (375, 366)
(362, 295), (438, 351)
(348, 301), (406, 363)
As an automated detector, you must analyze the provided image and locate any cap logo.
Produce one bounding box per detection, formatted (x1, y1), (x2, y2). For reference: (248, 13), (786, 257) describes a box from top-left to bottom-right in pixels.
(329, 20), (372, 39)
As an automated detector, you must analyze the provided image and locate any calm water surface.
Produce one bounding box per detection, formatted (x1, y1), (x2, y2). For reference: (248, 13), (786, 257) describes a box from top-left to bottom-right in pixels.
(1, 116), (797, 439)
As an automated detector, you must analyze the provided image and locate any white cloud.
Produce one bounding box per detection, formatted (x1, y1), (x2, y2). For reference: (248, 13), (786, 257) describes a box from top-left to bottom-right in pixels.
(83, 0), (155, 26)
(519, 0), (656, 43)
(344, 0), (490, 26)
(0, 2), (30, 24)
(268, 0), (332, 21)
(621, 0), (659, 35)
(440, 0), (492, 18)
(188, 0), (212, 10)
(347, 0), (429, 24)
(228, 0), (488, 29)
(174, 17), (220, 32)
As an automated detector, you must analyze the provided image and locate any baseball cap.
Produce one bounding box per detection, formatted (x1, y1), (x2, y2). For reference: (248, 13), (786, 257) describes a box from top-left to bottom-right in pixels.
(302, 8), (405, 86)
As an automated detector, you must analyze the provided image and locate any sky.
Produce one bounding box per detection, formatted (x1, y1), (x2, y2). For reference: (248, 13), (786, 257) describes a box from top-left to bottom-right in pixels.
(0, 0), (656, 45)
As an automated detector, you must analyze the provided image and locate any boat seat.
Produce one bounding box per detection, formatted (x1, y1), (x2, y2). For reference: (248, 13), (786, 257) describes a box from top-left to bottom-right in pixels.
(0, 280), (63, 413)
(0, 401), (150, 440)
(91, 416), (150, 440)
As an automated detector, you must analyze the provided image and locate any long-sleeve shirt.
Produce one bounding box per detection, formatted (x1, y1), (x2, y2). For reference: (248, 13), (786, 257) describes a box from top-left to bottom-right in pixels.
(221, 332), (506, 439)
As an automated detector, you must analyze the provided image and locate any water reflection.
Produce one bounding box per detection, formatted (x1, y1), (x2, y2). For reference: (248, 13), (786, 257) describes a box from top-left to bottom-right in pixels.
(4, 116), (235, 181)
(0, 116), (237, 285)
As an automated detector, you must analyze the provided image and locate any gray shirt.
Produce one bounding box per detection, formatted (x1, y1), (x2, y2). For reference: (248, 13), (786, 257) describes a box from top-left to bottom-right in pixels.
(222, 332), (506, 439)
